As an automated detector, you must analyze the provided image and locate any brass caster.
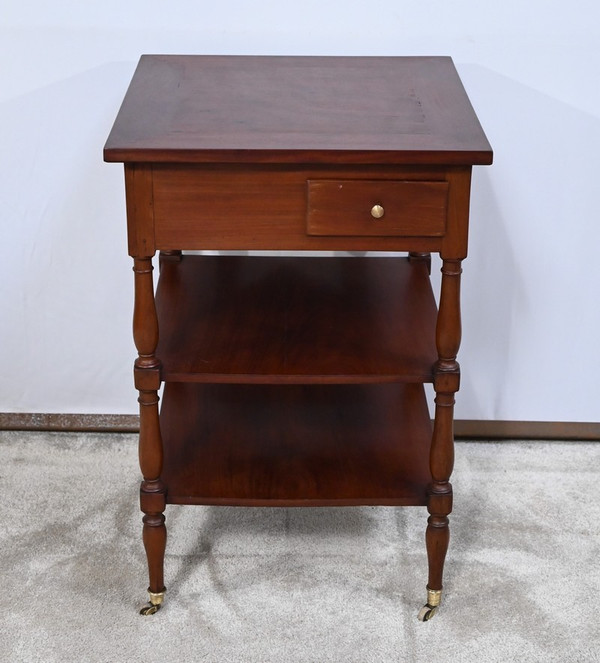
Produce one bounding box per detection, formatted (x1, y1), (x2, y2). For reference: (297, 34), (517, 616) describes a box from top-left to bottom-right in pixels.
(139, 589), (165, 616)
(140, 602), (161, 616)
(417, 587), (442, 622)
(417, 604), (438, 621)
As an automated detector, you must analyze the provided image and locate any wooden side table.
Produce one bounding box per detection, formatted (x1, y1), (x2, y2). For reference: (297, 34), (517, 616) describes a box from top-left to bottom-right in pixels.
(104, 55), (492, 620)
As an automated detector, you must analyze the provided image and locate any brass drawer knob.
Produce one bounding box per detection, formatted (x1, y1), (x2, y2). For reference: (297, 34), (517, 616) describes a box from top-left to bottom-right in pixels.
(370, 204), (385, 219)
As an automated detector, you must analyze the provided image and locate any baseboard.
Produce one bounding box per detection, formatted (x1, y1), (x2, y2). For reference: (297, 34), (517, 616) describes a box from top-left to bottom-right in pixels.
(0, 412), (598, 440)
(0, 413), (139, 433)
(454, 420), (600, 441)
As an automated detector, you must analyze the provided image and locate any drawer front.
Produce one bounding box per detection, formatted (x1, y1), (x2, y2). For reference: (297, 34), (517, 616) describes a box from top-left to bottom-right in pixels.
(151, 166), (449, 252)
(307, 180), (448, 237)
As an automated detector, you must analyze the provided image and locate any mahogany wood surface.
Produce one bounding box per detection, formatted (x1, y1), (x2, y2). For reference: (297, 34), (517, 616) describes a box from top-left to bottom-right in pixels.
(307, 179), (448, 237)
(426, 259), (463, 593)
(125, 166), (154, 258)
(151, 164), (452, 253)
(154, 255), (438, 384)
(160, 382), (432, 506)
(132, 257), (167, 595)
(104, 55), (492, 165)
(104, 55), (493, 613)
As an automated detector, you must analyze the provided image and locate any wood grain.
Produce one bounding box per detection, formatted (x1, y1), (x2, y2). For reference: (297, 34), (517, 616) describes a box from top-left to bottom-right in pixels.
(307, 180), (448, 237)
(151, 164), (452, 252)
(132, 255), (167, 596)
(104, 54), (494, 610)
(125, 165), (155, 258)
(154, 255), (438, 384)
(160, 382), (432, 506)
(104, 55), (493, 165)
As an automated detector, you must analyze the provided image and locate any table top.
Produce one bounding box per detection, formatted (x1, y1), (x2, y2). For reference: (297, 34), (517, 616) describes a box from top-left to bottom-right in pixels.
(104, 55), (492, 166)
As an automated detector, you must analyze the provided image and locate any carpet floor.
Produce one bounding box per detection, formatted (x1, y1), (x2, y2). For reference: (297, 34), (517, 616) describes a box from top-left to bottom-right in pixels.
(1, 431), (599, 662)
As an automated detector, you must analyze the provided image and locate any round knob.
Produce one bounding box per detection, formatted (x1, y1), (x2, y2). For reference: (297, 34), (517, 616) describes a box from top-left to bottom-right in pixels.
(370, 204), (385, 219)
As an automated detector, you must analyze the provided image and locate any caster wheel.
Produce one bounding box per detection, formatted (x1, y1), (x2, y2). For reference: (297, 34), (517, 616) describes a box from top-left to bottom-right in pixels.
(417, 604), (438, 622)
(140, 602), (161, 616)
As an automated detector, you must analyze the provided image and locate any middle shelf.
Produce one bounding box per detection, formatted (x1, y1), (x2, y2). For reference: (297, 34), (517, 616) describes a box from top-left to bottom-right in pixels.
(155, 255), (438, 384)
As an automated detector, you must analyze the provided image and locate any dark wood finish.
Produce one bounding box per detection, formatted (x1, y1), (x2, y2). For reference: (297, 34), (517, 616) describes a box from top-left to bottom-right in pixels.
(104, 55), (493, 614)
(104, 56), (492, 165)
(160, 383), (432, 506)
(307, 180), (448, 237)
(427, 259), (463, 594)
(159, 249), (182, 263)
(441, 168), (472, 260)
(408, 252), (432, 274)
(151, 164), (449, 252)
(155, 255), (438, 384)
(125, 165), (155, 258)
(132, 257), (166, 595)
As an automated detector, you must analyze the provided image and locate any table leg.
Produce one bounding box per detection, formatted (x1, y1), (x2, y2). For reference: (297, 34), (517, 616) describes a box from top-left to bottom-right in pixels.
(419, 258), (462, 621)
(133, 256), (167, 615)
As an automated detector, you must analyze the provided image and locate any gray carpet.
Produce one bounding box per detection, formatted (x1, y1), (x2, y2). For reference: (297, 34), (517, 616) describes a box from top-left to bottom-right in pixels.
(1, 431), (599, 662)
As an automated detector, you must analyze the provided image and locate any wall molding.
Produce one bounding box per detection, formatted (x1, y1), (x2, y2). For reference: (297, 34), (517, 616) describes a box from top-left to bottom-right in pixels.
(0, 413), (598, 440)
(454, 420), (600, 441)
(0, 413), (139, 433)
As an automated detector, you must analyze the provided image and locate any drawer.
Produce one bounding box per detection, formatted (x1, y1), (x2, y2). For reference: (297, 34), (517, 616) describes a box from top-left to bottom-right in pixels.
(151, 166), (448, 252)
(307, 180), (448, 237)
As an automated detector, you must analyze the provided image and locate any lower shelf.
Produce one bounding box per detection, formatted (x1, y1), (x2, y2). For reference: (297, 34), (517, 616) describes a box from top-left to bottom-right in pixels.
(160, 382), (432, 507)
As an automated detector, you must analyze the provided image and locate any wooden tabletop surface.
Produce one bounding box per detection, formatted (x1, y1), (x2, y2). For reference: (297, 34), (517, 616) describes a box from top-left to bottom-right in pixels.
(104, 55), (493, 165)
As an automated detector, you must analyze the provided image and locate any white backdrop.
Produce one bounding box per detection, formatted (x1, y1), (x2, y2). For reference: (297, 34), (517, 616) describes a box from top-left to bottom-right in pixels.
(1, 1), (599, 421)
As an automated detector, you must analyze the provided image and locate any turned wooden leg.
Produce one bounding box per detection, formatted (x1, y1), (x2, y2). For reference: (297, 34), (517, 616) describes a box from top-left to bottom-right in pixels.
(159, 249), (182, 269)
(408, 251), (432, 274)
(133, 256), (167, 615)
(419, 258), (462, 621)
(139, 388), (167, 615)
(420, 390), (455, 621)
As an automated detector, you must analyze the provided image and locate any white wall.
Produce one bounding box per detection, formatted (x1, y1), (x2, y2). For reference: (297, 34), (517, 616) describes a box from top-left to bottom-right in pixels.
(1, 1), (599, 421)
